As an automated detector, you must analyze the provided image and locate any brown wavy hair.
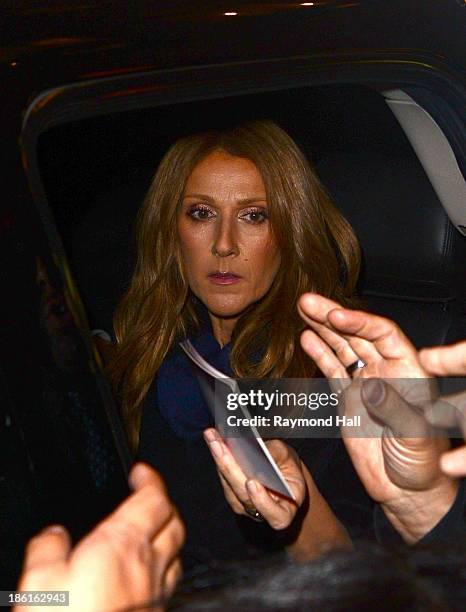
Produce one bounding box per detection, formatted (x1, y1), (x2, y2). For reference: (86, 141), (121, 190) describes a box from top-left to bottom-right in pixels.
(108, 120), (361, 452)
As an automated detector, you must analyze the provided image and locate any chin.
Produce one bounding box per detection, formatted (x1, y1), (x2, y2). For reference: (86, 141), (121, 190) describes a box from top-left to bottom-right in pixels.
(202, 295), (250, 319)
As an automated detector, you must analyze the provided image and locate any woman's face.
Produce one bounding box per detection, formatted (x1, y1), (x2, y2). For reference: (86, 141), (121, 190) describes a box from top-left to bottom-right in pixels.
(178, 149), (281, 330)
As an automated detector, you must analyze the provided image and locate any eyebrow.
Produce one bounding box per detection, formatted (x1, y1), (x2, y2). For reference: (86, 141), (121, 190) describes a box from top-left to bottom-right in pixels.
(183, 194), (267, 205)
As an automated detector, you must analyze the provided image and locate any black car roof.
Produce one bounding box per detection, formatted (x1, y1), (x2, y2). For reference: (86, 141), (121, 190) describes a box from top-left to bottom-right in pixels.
(2, 0), (465, 86)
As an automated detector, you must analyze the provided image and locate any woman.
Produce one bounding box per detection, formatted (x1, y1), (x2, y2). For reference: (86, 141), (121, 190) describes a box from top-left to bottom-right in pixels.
(108, 120), (367, 564)
(202, 289), (464, 561)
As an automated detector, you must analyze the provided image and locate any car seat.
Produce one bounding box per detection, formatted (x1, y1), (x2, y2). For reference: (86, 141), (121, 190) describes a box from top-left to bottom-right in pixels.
(316, 147), (466, 349)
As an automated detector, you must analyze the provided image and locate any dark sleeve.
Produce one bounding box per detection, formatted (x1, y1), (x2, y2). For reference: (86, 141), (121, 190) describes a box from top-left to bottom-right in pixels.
(374, 478), (466, 545)
(286, 436), (375, 540)
(138, 384), (286, 566)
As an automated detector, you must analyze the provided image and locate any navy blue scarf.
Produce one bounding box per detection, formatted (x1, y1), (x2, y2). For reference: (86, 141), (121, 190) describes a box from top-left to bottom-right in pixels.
(150, 302), (233, 439)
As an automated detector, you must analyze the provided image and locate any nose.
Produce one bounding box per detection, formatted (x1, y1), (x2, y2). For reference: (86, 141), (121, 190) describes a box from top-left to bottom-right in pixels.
(211, 215), (239, 257)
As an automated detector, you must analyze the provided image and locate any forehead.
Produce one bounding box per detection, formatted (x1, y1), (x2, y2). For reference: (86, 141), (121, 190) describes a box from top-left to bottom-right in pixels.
(185, 150), (266, 194)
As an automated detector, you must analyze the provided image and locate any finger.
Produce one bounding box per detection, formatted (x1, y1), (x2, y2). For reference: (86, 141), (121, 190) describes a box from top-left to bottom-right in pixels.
(423, 390), (466, 437)
(216, 471), (249, 514)
(327, 308), (418, 363)
(151, 512), (185, 590)
(297, 292), (343, 326)
(264, 440), (307, 505)
(424, 398), (461, 429)
(306, 318), (360, 367)
(128, 462), (166, 493)
(108, 463), (173, 540)
(300, 329), (349, 379)
(361, 379), (430, 438)
(160, 557), (183, 601)
(245, 479), (297, 530)
(203, 436), (253, 515)
(203, 429), (250, 504)
(345, 336), (383, 373)
(305, 314), (382, 371)
(298, 294), (380, 369)
(419, 341), (466, 376)
(298, 294), (361, 362)
(152, 512), (185, 565)
(22, 525), (71, 572)
(436, 390), (466, 413)
(440, 446), (466, 477)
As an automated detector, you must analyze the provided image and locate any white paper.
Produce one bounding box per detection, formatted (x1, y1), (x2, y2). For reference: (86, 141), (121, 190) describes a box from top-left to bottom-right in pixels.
(179, 340), (295, 500)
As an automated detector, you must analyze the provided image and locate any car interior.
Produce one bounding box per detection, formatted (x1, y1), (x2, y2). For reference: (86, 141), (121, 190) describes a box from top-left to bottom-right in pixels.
(4, 77), (462, 588)
(36, 82), (466, 351)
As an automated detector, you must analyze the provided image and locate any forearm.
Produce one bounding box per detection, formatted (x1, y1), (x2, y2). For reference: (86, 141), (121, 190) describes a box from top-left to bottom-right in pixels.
(284, 463), (352, 563)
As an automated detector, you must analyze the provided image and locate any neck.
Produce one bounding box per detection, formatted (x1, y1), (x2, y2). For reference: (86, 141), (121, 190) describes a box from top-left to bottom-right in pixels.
(209, 313), (238, 348)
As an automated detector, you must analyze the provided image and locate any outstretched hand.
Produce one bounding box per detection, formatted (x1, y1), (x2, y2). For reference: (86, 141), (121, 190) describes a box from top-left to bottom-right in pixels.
(298, 293), (458, 542)
(16, 463), (185, 612)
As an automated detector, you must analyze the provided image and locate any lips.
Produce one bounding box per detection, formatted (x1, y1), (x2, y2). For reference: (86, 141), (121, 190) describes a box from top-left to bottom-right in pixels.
(207, 271), (242, 285)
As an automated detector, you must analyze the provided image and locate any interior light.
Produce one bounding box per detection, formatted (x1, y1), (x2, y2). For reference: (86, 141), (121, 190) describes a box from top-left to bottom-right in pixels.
(300, 2), (315, 5)
(224, 12), (238, 16)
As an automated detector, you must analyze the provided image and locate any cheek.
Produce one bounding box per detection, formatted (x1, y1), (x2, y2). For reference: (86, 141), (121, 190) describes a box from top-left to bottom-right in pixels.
(243, 235), (281, 284)
(177, 220), (210, 266)
(263, 247), (281, 284)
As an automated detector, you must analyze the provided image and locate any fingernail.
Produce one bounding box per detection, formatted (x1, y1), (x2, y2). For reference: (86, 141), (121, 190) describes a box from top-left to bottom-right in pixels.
(128, 462), (147, 490)
(246, 480), (258, 495)
(440, 454), (455, 473)
(43, 525), (65, 535)
(361, 379), (385, 407)
(203, 429), (216, 443)
(208, 440), (223, 459)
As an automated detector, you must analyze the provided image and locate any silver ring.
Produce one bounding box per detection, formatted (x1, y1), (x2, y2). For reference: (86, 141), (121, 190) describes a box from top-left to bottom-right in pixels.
(346, 359), (366, 376)
(244, 506), (264, 522)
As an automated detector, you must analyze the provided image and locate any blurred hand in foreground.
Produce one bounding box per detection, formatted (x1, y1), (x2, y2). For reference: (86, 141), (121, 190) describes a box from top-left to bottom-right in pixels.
(16, 463), (185, 612)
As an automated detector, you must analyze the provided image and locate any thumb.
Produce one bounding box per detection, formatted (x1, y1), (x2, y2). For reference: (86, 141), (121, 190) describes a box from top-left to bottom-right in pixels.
(361, 379), (430, 438)
(22, 525), (71, 572)
(128, 462), (166, 493)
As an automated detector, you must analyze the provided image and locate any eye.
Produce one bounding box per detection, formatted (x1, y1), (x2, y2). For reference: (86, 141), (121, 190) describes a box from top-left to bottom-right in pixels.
(239, 207), (269, 224)
(186, 203), (215, 221)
